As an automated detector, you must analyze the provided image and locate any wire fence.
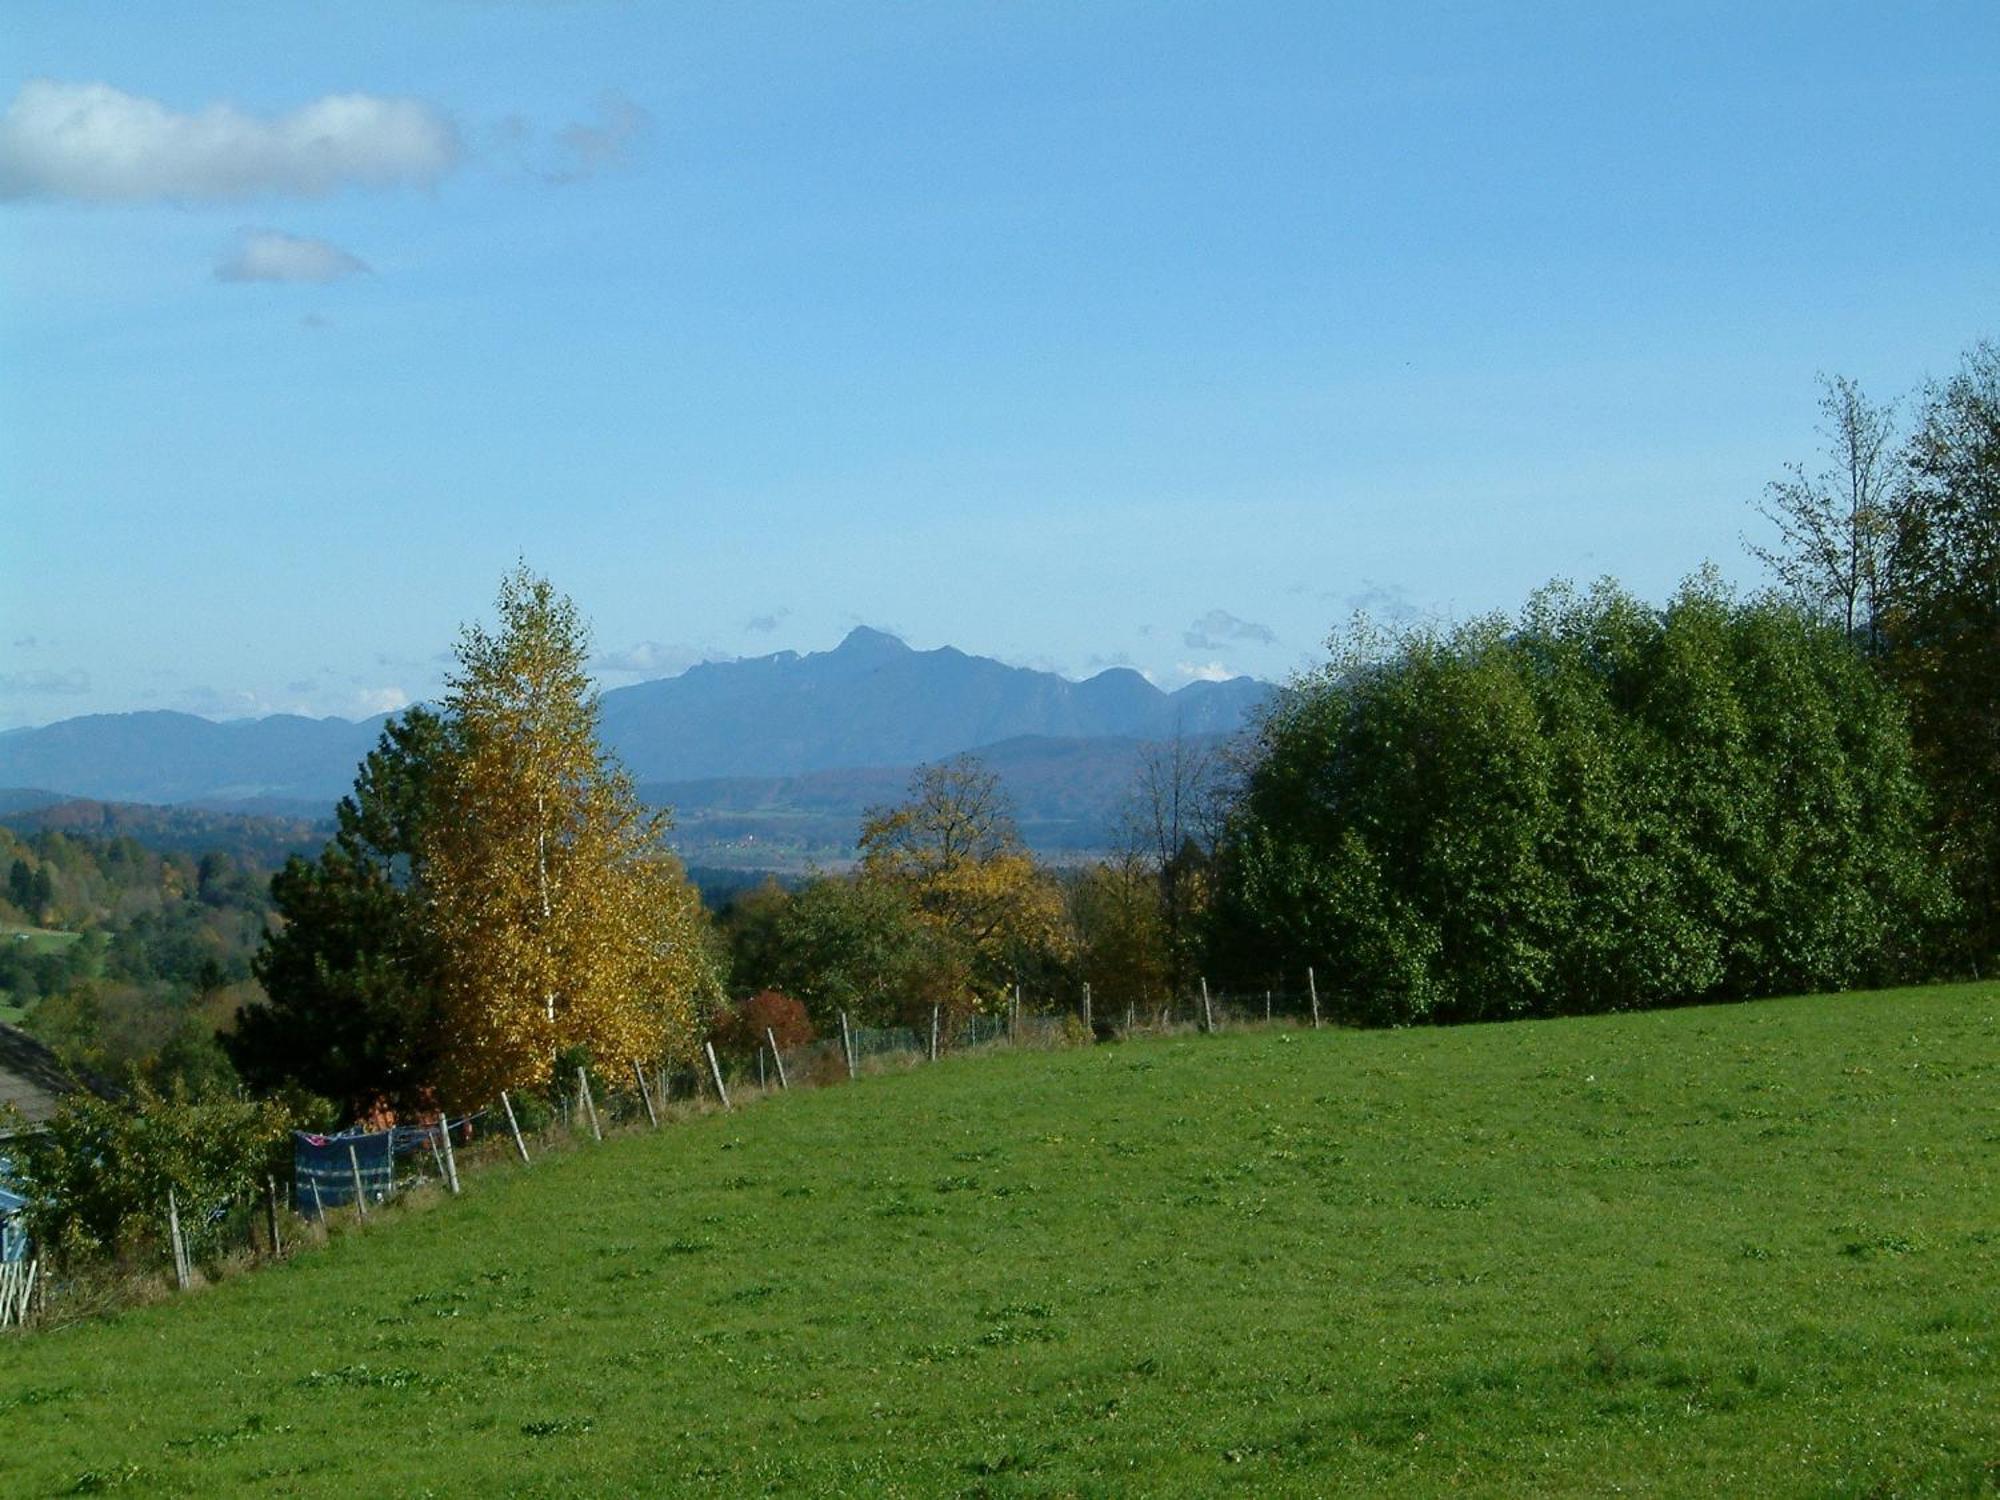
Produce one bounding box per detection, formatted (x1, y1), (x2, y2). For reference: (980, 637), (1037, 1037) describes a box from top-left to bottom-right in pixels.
(4, 976), (1334, 1333)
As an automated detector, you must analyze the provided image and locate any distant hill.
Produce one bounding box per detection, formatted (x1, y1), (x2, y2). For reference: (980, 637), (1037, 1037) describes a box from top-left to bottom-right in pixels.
(0, 630), (1273, 807)
(0, 796), (334, 869)
(600, 627), (1270, 782)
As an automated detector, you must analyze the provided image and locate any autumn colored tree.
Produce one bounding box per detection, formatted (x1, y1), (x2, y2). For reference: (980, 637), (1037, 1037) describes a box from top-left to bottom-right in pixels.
(856, 755), (1071, 998)
(424, 567), (716, 1105)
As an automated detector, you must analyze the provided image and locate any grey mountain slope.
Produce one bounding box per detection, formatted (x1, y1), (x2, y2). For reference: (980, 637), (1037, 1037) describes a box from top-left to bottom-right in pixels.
(0, 629), (1272, 804)
(598, 627), (1268, 781)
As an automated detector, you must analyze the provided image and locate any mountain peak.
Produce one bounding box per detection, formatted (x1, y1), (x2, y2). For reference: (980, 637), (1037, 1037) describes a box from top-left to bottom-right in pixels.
(833, 625), (910, 658)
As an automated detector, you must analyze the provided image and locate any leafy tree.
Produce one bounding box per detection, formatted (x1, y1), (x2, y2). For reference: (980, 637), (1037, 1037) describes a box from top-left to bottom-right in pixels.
(1062, 856), (1170, 1009)
(1881, 340), (2000, 964)
(425, 566), (716, 1105)
(1749, 375), (1906, 649)
(227, 708), (449, 1115)
(735, 874), (964, 1028)
(856, 755), (1071, 995)
(1211, 577), (1946, 1023)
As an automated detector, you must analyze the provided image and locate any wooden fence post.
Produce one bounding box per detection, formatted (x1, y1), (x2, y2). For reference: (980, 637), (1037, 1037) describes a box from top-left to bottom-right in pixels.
(265, 1175), (283, 1258)
(1308, 966), (1321, 1030)
(439, 1115), (461, 1194)
(840, 1011), (857, 1081)
(577, 1066), (603, 1142)
(501, 1090), (532, 1163)
(1266, 989), (1273, 1022)
(348, 1143), (369, 1218)
(767, 1028), (789, 1090)
(308, 1175), (324, 1224)
(633, 1062), (659, 1128)
(1083, 982), (1092, 1034)
(930, 1005), (941, 1062)
(705, 1041), (733, 1110)
(166, 1186), (191, 1289)
(1201, 977), (1215, 1033)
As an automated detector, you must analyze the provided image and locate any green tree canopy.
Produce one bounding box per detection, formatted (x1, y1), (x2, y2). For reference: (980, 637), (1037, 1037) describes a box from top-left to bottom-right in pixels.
(1210, 577), (1948, 1024)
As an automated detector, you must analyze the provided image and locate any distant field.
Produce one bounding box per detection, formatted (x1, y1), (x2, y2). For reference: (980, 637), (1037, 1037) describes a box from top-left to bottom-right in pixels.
(0, 927), (81, 955)
(1, 984), (1995, 1495)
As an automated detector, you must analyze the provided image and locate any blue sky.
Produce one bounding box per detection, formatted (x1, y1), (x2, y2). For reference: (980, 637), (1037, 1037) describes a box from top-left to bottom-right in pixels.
(2, 2), (1996, 730)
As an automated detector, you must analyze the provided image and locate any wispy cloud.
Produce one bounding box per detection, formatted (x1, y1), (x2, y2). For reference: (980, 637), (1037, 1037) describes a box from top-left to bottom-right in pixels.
(1183, 609), (1276, 651)
(0, 668), (90, 696)
(744, 607), (790, 635)
(549, 94), (649, 183)
(216, 229), (371, 284)
(593, 640), (727, 680)
(0, 80), (460, 202)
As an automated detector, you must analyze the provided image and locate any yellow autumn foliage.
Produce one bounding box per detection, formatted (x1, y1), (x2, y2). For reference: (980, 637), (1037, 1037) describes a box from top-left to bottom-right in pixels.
(425, 567), (717, 1107)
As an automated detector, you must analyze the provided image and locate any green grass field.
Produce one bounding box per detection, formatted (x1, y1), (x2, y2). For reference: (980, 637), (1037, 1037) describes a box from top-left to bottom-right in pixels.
(3, 984), (1996, 1496)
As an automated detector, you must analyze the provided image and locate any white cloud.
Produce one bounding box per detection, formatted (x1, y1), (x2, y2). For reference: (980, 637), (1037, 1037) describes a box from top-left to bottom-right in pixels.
(216, 229), (370, 284)
(0, 668), (90, 695)
(351, 686), (410, 716)
(1183, 609), (1276, 651)
(593, 641), (727, 680)
(1174, 661), (1236, 684)
(0, 80), (460, 202)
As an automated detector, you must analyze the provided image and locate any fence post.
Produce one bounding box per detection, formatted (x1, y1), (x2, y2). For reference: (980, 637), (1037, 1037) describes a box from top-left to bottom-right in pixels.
(575, 1067), (603, 1141)
(1266, 989), (1272, 1022)
(1308, 966), (1321, 1030)
(705, 1041), (733, 1110)
(767, 1027), (790, 1090)
(1083, 982), (1092, 1034)
(930, 1005), (941, 1062)
(633, 1062), (659, 1128)
(501, 1090), (532, 1164)
(437, 1114), (462, 1194)
(1012, 984), (1022, 1043)
(166, 1186), (191, 1289)
(309, 1174), (324, 1224)
(1200, 977), (1215, 1033)
(840, 1011), (857, 1081)
(347, 1143), (369, 1217)
(426, 1122), (448, 1183)
(265, 1175), (283, 1259)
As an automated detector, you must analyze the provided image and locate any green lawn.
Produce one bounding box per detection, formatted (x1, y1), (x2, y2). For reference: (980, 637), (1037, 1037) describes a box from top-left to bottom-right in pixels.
(3, 984), (1996, 1496)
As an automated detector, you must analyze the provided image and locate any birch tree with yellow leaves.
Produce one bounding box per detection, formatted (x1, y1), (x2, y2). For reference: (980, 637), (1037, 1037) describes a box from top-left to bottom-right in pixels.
(425, 566), (716, 1106)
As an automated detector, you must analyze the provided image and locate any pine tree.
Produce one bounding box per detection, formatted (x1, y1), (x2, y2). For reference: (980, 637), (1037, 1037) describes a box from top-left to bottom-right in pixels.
(425, 566), (713, 1105)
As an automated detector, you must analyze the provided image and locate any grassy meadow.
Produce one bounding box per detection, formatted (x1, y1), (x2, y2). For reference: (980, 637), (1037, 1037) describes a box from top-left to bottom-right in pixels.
(2, 983), (1996, 1496)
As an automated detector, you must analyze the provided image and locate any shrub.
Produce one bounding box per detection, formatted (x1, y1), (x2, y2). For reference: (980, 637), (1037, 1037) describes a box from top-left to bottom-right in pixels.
(711, 991), (814, 1055)
(9, 1083), (292, 1267)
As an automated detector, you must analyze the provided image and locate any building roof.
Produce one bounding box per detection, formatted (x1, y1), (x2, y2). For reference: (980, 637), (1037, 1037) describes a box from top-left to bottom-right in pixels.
(0, 1022), (102, 1132)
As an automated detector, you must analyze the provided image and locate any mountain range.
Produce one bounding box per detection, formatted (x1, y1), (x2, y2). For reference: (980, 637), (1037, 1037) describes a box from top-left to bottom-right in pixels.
(0, 630), (1273, 859)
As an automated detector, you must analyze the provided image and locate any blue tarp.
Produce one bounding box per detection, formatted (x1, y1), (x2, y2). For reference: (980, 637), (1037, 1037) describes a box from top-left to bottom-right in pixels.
(0, 1157), (26, 1263)
(292, 1129), (397, 1215)
(291, 1122), (461, 1216)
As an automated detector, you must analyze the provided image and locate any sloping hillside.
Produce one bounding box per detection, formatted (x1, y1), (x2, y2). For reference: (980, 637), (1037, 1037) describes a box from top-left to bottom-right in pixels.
(2, 985), (1993, 1495)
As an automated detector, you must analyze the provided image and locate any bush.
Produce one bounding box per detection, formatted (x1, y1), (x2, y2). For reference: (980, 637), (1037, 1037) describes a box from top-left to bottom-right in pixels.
(1210, 576), (1951, 1023)
(711, 991), (814, 1055)
(9, 1083), (292, 1267)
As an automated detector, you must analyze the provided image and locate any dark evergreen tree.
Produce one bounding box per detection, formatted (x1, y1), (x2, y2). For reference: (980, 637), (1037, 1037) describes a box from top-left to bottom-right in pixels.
(227, 707), (451, 1113)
